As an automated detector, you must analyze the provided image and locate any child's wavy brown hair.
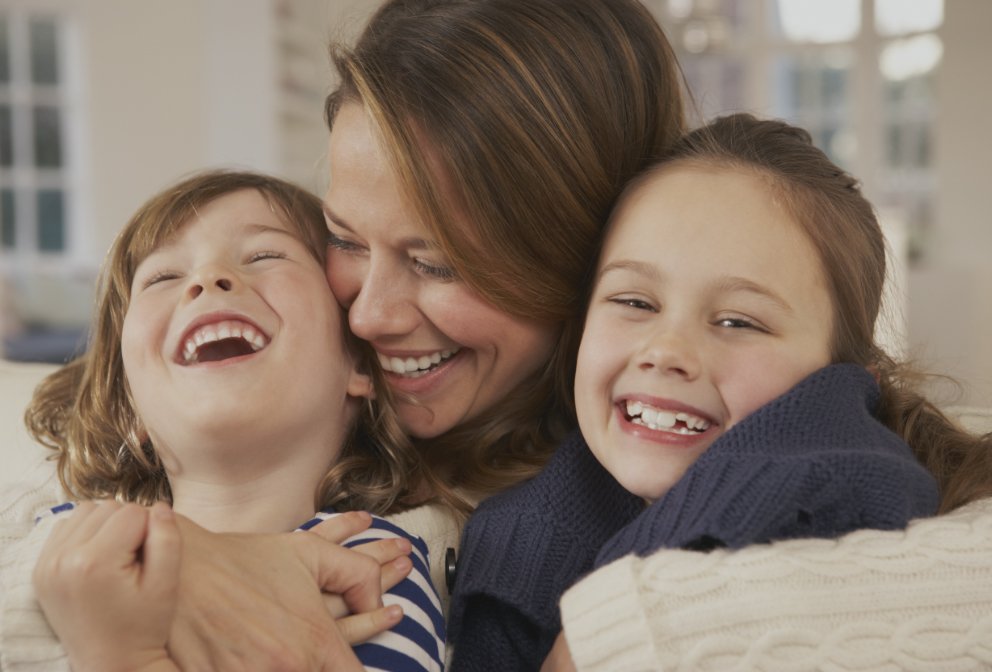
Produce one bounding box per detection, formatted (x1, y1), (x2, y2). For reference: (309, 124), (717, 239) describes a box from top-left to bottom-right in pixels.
(25, 170), (418, 515)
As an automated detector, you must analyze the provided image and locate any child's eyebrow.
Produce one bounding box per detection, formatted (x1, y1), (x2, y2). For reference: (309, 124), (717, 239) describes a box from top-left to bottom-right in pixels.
(597, 259), (662, 282)
(242, 222), (298, 240)
(712, 276), (793, 314)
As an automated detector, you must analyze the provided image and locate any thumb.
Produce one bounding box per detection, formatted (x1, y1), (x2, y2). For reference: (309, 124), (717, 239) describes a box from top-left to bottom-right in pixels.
(142, 502), (182, 597)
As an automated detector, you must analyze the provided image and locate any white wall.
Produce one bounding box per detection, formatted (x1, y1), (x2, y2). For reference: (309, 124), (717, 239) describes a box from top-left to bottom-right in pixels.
(908, 0), (992, 408)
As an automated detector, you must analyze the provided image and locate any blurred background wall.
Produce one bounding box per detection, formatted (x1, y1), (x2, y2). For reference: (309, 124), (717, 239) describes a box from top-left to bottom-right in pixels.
(0, 0), (989, 409)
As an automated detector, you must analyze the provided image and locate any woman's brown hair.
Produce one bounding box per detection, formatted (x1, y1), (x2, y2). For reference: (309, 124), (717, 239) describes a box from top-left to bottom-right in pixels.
(25, 170), (415, 514)
(324, 0), (687, 511)
(619, 113), (992, 512)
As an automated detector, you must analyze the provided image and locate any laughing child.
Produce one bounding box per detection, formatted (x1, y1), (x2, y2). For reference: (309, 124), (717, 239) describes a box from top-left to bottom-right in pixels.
(27, 170), (445, 672)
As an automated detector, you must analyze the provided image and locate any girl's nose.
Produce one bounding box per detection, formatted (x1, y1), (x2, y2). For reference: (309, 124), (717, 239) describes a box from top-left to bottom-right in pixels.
(637, 328), (702, 380)
(185, 267), (235, 301)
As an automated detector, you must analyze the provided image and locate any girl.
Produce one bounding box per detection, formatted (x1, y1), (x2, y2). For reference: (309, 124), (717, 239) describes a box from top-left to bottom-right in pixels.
(450, 114), (990, 670)
(26, 170), (445, 672)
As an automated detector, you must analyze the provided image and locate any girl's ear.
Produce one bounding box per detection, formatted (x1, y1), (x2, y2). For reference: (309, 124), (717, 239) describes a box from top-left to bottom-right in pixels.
(347, 369), (375, 400)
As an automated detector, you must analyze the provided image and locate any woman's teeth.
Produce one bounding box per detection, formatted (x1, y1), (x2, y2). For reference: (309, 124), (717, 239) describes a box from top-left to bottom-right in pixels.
(378, 349), (459, 377)
(625, 400), (711, 433)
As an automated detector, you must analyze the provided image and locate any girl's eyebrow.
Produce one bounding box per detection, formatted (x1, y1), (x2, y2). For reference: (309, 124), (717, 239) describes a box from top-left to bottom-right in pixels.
(711, 277), (793, 314)
(598, 259), (793, 313)
(242, 222), (298, 240)
(597, 259), (663, 282)
(321, 202), (437, 252)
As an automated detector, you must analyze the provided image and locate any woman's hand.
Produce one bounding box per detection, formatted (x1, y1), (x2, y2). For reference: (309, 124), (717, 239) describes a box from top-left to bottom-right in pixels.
(168, 511), (409, 672)
(541, 632), (578, 672)
(33, 500), (182, 672)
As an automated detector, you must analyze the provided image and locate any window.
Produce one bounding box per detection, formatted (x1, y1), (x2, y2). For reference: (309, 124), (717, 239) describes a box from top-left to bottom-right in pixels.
(650, 0), (943, 262)
(0, 10), (71, 266)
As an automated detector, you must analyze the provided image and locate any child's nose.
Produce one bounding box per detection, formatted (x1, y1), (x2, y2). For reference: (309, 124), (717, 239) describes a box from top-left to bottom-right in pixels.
(185, 268), (235, 300)
(637, 329), (702, 380)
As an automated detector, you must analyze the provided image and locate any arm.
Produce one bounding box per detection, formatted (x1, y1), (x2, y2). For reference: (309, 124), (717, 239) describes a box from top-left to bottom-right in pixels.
(559, 498), (992, 671)
(33, 501), (181, 672)
(168, 512), (405, 672)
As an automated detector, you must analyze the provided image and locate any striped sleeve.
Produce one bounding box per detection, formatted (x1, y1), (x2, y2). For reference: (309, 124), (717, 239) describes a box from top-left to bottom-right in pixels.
(301, 511), (446, 671)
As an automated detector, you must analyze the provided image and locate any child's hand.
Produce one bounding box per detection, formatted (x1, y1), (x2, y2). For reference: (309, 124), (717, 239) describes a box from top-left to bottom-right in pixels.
(33, 500), (182, 672)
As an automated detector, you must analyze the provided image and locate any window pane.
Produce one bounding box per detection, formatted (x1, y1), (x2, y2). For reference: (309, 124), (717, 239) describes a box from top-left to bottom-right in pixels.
(880, 34), (942, 83)
(0, 105), (11, 166)
(29, 18), (58, 84)
(0, 16), (9, 83)
(773, 0), (860, 43)
(33, 106), (62, 167)
(772, 51), (852, 117)
(37, 189), (64, 251)
(1, 188), (14, 248)
(876, 0), (943, 36)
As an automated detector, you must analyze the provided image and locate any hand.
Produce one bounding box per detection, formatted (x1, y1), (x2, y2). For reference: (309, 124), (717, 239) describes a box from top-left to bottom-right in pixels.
(168, 511), (405, 671)
(33, 501), (181, 672)
(541, 632), (578, 672)
(309, 513), (414, 643)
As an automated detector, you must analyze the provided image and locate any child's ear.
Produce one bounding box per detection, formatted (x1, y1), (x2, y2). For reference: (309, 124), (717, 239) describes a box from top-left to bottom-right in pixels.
(347, 369), (374, 400)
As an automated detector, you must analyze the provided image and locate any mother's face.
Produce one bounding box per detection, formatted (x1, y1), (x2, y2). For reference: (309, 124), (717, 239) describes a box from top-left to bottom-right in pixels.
(323, 103), (556, 439)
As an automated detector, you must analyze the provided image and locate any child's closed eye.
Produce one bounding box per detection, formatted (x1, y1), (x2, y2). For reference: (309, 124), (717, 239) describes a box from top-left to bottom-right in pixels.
(714, 316), (768, 332)
(141, 270), (182, 289)
(608, 296), (657, 312)
(247, 250), (288, 263)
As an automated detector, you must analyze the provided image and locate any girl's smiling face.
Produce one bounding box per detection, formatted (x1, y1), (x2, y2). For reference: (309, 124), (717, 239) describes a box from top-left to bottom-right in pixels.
(575, 164), (834, 502)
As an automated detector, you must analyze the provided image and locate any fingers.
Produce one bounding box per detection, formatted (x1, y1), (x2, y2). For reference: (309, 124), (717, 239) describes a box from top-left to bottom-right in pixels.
(321, 554), (412, 619)
(335, 605), (404, 646)
(307, 511), (373, 544)
(142, 502), (182, 598)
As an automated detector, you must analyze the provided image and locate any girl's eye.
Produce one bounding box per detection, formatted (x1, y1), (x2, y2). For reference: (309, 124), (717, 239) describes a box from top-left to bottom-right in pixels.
(141, 271), (181, 289)
(248, 250), (287, 263)
(715, 316), (767, 332)
(327, 231), (362, 253)
(414, 258), (457, 281)
(608, 296), (657, 312)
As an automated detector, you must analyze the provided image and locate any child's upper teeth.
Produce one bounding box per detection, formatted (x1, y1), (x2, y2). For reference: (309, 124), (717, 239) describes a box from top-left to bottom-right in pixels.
(181, 319), (268, 363)
(624, 400), (711, 432)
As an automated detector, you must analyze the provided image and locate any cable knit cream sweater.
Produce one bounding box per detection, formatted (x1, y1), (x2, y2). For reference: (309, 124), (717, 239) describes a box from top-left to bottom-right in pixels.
(561, 497), (992, 671)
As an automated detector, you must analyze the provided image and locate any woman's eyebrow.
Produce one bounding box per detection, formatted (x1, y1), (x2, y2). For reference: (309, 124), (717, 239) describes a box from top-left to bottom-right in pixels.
(321, 203), (437, 251)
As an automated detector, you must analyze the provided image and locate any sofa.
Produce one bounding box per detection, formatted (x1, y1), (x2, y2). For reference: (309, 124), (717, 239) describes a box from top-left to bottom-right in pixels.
(3, 358), (992, 670)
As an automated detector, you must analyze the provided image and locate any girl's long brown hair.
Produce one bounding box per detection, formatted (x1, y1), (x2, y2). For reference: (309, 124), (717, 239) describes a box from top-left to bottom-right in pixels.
(325, 0), (688, 512)
(620, 114), (992, 512)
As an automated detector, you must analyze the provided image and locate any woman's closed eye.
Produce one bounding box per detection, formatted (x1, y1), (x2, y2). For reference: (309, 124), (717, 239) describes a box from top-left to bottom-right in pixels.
(414, 257), (456, 281)
(327, 231), (364, 254)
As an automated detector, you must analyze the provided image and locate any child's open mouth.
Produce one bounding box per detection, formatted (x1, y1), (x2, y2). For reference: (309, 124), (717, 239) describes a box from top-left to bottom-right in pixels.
(179, 319), (269, 364)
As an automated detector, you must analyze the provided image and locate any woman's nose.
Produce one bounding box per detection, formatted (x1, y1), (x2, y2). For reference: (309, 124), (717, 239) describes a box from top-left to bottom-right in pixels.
(346, 262), (420, 342)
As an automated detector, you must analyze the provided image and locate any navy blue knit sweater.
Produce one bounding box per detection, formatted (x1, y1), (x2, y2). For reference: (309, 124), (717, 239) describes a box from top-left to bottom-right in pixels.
(448, 364), (940, 672)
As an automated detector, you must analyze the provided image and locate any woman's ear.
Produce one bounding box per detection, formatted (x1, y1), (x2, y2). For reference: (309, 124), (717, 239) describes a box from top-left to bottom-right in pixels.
(347, 369), (374, 400)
